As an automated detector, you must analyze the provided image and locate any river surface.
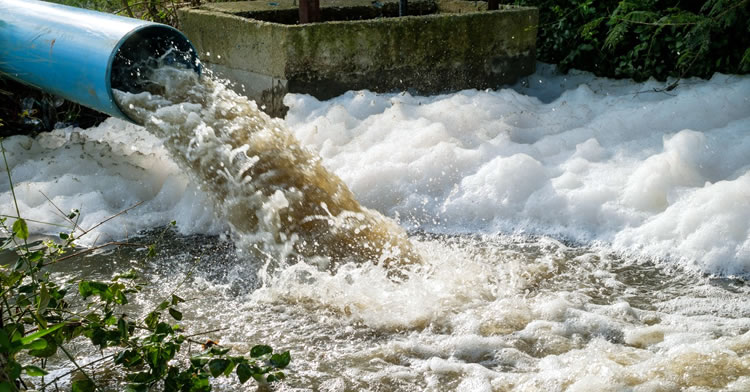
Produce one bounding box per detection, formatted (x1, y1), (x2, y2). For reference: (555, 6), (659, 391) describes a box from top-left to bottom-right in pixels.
(1, 64), (749, 391)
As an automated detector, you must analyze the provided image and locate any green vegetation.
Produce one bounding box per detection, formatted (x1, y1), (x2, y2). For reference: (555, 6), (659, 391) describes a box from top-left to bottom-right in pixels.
(513, 0), (750, 81)
(48, 0), (180, 25)
(0, 140), (290, 391)
(44, 0), (750, 84)
(47, 0), (214, 26)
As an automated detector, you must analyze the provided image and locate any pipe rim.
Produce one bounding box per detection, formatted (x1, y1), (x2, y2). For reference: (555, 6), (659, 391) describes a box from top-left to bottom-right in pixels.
(106, 23), (202, 124)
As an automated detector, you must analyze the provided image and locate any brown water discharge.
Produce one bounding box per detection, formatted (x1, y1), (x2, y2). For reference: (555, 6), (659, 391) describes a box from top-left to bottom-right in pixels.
(115, 67), (419, 268)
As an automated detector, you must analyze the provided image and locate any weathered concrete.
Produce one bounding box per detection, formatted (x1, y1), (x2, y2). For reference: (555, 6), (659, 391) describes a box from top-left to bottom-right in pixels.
(178, 0), (537, 116)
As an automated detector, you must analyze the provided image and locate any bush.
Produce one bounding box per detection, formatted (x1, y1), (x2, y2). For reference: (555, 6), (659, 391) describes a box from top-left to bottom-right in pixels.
(513, 0), (750, 81)
(47, 0), (202, 26)
(0, 140), (290, 391)
(0, 77), (106, 137)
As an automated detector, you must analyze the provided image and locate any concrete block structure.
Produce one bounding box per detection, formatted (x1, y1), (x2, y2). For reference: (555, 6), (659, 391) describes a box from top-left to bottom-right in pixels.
(178, 0), (537, 116)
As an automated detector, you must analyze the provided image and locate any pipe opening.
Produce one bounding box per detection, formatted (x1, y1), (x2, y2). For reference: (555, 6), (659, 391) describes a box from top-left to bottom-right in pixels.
(111, 25), (200, 99)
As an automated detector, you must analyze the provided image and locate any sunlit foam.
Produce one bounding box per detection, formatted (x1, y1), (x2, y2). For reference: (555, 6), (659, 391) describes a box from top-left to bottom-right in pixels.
(113, 66), (420, 271)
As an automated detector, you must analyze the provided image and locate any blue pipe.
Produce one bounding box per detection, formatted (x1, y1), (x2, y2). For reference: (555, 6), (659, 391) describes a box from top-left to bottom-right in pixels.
(0, 0), (201, 124)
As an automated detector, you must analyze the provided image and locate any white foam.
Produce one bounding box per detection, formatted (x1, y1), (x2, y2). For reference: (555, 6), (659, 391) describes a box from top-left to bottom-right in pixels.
(0, 119), (222, 244)
(5, 64), (750, 391)
(284, 67), (750, 276)
(2, 65), (749, 271)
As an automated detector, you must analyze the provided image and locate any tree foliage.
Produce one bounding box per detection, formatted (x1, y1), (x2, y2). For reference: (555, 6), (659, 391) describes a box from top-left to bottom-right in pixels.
(48, 0), (204, 27)
(513, 0), (750, 80)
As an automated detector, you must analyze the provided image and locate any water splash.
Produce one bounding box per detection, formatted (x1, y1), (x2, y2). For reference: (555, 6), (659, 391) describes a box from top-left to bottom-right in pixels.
(115, 67), (420, 271)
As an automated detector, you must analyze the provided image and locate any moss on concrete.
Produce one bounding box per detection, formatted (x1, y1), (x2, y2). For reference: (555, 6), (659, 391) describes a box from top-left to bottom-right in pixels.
(202, 0), (437, 22)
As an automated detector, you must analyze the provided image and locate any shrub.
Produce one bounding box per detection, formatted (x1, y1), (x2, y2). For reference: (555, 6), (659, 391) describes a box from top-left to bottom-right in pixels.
(47, 0), (202, 26)
(513, 0), (750, 81)
(0, 140), (289, 391)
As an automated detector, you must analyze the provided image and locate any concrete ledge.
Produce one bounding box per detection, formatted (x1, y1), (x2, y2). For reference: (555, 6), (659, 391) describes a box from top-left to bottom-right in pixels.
(179, 1), (537, 116)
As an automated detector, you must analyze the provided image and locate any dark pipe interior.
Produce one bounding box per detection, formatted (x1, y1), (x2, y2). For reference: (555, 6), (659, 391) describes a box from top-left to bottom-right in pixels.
(111, 26), (200, 96)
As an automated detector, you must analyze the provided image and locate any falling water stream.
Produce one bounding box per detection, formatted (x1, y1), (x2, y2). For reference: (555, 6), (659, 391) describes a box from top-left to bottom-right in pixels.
(114, 66), (419, 271)
(1, 64), (749, 391)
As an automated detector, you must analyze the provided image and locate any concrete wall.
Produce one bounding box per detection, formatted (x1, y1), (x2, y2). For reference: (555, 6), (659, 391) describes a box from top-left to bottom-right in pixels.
(179, 1), (537, 116)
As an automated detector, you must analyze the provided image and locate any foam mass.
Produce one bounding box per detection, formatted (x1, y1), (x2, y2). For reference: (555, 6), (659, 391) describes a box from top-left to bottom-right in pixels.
(1, 64), (749, 275)
(284, 66), (750, 276)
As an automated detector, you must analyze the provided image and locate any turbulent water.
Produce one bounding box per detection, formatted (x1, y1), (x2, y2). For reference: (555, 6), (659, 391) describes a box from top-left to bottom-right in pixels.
(1, 64), (750, 390)
(114, 67), (418, 270)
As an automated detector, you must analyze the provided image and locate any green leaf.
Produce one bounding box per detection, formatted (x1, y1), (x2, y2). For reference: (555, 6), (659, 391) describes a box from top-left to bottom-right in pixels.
(13, 257), (24, 271)
(147, 244), (156, 258)
(59, 232), (69, 240)
(155, 322), (173, 336)
(604, 22), (629, 51)
(12, 218), (28, 240)
(78, 281), (109, 299)
(23, 338), (47, 351)
(208, 358), (231, 377)
(118, 318), (129, 340)
(250, 344), (272, 358)
(72, 379), (96, 392)
(19, 322), (64, 345)
(236, 363), (252, 384)
(4, 271), (22, 287)
(6, 324), (25, 342)
(270, 351), (291, 369)
(126, 371), (153, 383)
(189, 375), (210, 392)
(114, 269), (139, 281)
(28, 249), (43, 263)
(144, 311), (160, 330)
(171, 294), (184, 305)
(0, 329), (10, 350)
(115, 350), (144, 368)
(104, 314), (117, 326)
(190, 357), (209, 368)
(168, 308), (183, 321)
(0, 381), (14, 392)
(7, 360), (21, 379)
(24, 365), (48, 377)
(105, 283), (128, 305)
(38, 283), (51, 315)
(209, 345), (230, 356)
(223, 360), (236, 377)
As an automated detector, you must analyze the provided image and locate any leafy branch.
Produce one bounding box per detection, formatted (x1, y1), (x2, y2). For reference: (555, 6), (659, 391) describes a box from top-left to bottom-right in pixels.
(0, 138), (291, 391)
(514, 0), (750, 81)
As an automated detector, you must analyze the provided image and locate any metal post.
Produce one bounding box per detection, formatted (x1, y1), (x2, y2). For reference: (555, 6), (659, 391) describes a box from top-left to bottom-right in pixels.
(299, 0), (321, 23)
(399, 0), (408, 16)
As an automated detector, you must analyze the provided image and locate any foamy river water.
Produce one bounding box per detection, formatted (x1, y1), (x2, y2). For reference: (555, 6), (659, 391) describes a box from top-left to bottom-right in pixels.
(1, 64), (749, 391)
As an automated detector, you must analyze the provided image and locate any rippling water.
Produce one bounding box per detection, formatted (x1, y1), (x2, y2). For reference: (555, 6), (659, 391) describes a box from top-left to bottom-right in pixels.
(1, 64), (749, 390)
(46, 231), (750, 391)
